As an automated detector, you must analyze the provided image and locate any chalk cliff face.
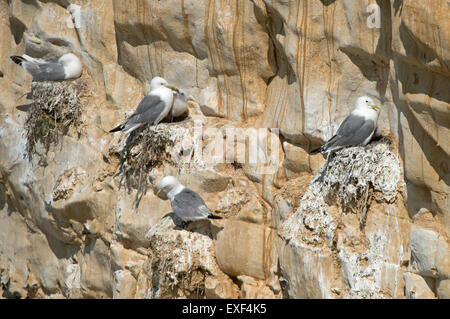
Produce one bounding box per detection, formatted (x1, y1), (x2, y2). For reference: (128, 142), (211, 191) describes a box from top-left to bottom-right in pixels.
(0, 0), (448, 299)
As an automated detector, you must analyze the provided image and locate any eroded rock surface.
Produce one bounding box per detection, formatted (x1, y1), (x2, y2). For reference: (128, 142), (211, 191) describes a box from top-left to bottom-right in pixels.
(0, 0), (448, 299)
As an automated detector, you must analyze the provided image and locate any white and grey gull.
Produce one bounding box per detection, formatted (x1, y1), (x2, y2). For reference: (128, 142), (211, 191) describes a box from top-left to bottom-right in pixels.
(10, 53), (82, 81)
(157, 176), (222, 222)
(109, 76), (178, 134)
(310, 96), (381, 154)
(170, 90), (189, 119)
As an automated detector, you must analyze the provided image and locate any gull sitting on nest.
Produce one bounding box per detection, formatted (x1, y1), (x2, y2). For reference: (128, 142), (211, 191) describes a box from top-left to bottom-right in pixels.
(310, 96), (381, 154)
(109, 76), (178, 134)
(10, 53), (82, 82)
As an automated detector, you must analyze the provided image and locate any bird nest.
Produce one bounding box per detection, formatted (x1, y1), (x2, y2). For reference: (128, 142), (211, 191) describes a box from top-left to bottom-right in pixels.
(280, 138), (403, 247)
(116, 124), (178, 207)
(313, 137), (402, 226)
(25, 79), (86, 156)
(321, 138), (400, 204)
(147, 239), (208, 299)
(145, 215), (211, 298)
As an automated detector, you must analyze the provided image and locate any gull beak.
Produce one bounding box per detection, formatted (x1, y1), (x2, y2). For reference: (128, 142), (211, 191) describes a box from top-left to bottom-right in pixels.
(166, 84), (179, 93)
(156, 189), (161, 196)
(371, 105), (380, 110)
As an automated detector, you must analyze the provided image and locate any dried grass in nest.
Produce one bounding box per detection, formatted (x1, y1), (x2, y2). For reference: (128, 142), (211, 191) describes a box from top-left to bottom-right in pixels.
(147, 236), (207, 299)
(25, 79), (86, 156)
(118, 125), (176, 207)
(318, 137), (400, 225)
(150, 255), (207, 298)
(280, 138), (402, 245)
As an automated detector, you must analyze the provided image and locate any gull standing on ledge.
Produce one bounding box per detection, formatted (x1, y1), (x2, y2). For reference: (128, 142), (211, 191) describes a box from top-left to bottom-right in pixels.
(310, 96), (381, 154)
(10, 53), (82, 81)
(109, 77), (178, 134)
(157, 176), (222, 223)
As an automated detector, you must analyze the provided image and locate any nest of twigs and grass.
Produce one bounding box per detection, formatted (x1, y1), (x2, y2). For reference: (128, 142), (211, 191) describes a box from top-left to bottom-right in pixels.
(316, 137), (401, 226)
(117, 124), (177, 207)
(145, 216), (209, 299)
(148, 253), (207, 299)
(280, 138), (403, 248)
(24, 79), (86, 157)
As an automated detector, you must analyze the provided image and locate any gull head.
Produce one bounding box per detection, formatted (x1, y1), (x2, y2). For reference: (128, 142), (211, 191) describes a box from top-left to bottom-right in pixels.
(355, 96), (380, 112)
(156, 175), (181, 199)
(59, 53), (82, 79)
(150, 76), (178, 92)
(175, 91), (186, 100)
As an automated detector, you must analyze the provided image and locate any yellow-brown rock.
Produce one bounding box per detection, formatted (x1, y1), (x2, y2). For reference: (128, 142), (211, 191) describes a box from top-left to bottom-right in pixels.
(0, 0), (448, 299)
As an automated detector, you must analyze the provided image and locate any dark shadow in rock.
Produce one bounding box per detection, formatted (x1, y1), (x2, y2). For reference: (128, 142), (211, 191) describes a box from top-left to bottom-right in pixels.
(394, 95), (450, 187)
(340, 47), (383, 82)
(393, 0), (403, 16)
(9, 16), (27, 45)
(320, 0), (337, 6)
(399, 22), (440, 66)
(42, 231), (80, 260)
(374, 0), (392, 101)
(184, 219), (224, 240)
(168, 213), (224, 240)
(395, 38), (449, 105)
(14, 91), (33, 112)
(16, 103), (33, 112)
(389, 45), (449, 188)
(252, 1), (297, 85)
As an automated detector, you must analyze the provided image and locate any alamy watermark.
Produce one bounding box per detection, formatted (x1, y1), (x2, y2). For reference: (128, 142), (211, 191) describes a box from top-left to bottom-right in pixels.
(366, 4), (381, 29)
(64, 264), (80, 289)
(56, 3), (379, 175)
(171, 120), (281, 175)
(65, 4), (83, 29)
(63, 3), (381, 30)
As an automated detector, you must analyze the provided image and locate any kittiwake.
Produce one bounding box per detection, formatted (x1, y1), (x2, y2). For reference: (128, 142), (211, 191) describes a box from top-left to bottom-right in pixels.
(157, 176), (222, 222)
(109, 76), (178, 134)
(310, 96), (381, 154)
(10, 53), (82, 81)
(170, 90), (189, 119)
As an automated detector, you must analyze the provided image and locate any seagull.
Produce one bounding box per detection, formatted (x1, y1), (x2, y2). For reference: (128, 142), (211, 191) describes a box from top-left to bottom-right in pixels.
(310, 96), (381, 154)
(156, 176), (222, 223)
(10, 53), (82, 81)
(109, 76), (178, 134)
(170, 90), (189, 119)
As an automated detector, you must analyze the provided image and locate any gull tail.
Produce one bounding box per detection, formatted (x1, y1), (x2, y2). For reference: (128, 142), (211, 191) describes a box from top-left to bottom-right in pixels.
(109, 124), (124, 133)
(10, 56), (27, 65)
(208, 213), (222, 220)
(310, 146), (324, 154)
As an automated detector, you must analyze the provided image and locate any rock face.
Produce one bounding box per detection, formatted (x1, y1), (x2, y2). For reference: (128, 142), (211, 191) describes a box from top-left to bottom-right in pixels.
(0, 0), (448, 299)
(278, 140), (411, 298)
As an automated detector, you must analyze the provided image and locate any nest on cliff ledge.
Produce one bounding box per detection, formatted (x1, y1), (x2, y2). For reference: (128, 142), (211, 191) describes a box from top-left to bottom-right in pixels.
(315, 137), (402, 223)
(145, 215), (211, 298)
(117, 124), (179, 207)
(25, 79), (86, 156)
(147, 248), (207, 299)
(280, 138), (403, 246)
